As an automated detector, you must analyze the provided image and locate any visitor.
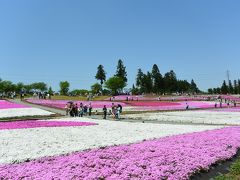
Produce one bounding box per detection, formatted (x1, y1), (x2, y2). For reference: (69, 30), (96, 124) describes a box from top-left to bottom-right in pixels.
(112, 106), (117, 119)
(65, 103), (70, 115)
(103, 105), (107, 119)
(69, 103), (75, 117)
(78, 106), (84, 117)
(83, 104), (88, 115)
(74, 103), (78, 117)
(88, 103), (92, 116)
(214, 103), (217, 108)
(117, 104), (122, 120)
(185, 103), (189, 110)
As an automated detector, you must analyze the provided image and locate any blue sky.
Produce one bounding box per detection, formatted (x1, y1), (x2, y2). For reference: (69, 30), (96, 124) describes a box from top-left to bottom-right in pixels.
(0, 0), (240, 91)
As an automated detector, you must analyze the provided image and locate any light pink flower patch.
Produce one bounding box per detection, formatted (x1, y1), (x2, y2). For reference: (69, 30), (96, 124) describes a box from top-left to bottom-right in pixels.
(0, 100), (29, 109)
(0, 120), (97, 130)
(0, 127), (240, 179)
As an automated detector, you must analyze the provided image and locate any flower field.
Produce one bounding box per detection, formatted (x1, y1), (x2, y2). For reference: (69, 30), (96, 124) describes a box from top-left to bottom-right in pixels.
(1, 97), (240, 179)
(26, 99), (225, 112)
(1, 120), (240, 179)
(0, 100), (54, 119)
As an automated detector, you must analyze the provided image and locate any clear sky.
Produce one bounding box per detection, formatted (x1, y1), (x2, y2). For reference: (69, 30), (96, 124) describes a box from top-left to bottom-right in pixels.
(0, 0), (240, 91)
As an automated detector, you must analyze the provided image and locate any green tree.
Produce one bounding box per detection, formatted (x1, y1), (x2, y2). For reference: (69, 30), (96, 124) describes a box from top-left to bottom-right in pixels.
(233, 80), (238, 94)
(238, 79), (240, 94)
(16, 82), (24, 93)
(59, 81), (70, 95)
(228, 80), (234, 94)
(164, 70), (177, 93)
(141, 72), (153, 93)
(105, 76), (127, 95)
(131, 84), (139, 95)
(177, 80), (190, 93)
(95, 65), (106, 88)
(91, 83), (102, 94)
(136, 68), (144, 93)
(151, 64), (163, 94)
(31, 82), (47, 92)
(190, 79), (199, 93)
(221, 80), (228, 94)
(48, 87), (54, 95)
(208, 88), (213, 94)
(115, 59), (127, 83)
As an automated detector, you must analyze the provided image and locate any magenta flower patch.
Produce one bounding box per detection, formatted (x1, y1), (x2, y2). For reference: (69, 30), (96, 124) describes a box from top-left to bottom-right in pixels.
(0, 100), (29, 109)
(0, 127), (240, 179)
(0, 120), (97, 130)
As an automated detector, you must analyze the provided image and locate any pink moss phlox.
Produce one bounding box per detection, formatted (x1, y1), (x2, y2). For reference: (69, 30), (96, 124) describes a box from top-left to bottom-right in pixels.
(0, 100), (29, 109)
(0, 120), (97, 130)
(1, 127), (240, 179)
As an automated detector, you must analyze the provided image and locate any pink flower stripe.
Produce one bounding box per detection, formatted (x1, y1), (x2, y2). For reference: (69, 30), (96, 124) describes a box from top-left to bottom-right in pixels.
(105, 95), (216, 101)
(204, 107), (240, 112)
(132, 101), (224, 111)
(127, 101), (181, 106)
(26, 99), (127, 109)
(0, 100), (29, 109)
(0, 120), (97, 130)
(0, 127), (240, 179)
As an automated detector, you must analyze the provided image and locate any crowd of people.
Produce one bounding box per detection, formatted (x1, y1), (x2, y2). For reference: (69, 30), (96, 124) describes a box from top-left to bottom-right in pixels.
(65, 102), (123, 120)
(65, 102), (93, 117)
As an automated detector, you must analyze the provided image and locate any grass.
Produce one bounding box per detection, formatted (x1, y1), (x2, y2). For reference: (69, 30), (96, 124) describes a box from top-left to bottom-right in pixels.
(51, 95), (110, 101)
(215, 159), (240, 180)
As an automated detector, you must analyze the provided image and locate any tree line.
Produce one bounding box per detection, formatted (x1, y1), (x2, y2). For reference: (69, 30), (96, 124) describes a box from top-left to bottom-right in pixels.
(208, 79), (240, 94)
(0, 59), (201, 97)
(94, 60), (200, 95)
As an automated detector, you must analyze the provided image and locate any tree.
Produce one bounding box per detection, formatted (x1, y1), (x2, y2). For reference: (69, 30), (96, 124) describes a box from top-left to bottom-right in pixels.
(238, 79), (240, 94)
(48, 87), (54, 95)
(59, 81), (70, 95)
(208, 88), (213, 94)
(131, 84), (139, 95)
(164, 70), (177, 93)
(104, 76), (127, 95)
(228, 80), (234, 94)
(91, 83), (102, 94)
(31, 82), (47, 92)
(141, 72), (153, 93)
(151, 64), (163, 94)
(95, 65), (106, 88)
(177, 80), (190, 93)
(136, 68), (144, 93)
(190, 79), (199, 93)
(115, 59), (127, 83)
(233, 80), (238, 94)
(221, 80), (228, 94)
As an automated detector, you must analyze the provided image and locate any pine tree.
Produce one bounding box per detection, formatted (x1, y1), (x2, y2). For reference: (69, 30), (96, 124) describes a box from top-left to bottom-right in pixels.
(151, 64), (163, 94)
(221, 80), (228, 94)
(228, 80), (234, 94)
(95, 65), (106, 88)
(115, 59), (127, 83)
